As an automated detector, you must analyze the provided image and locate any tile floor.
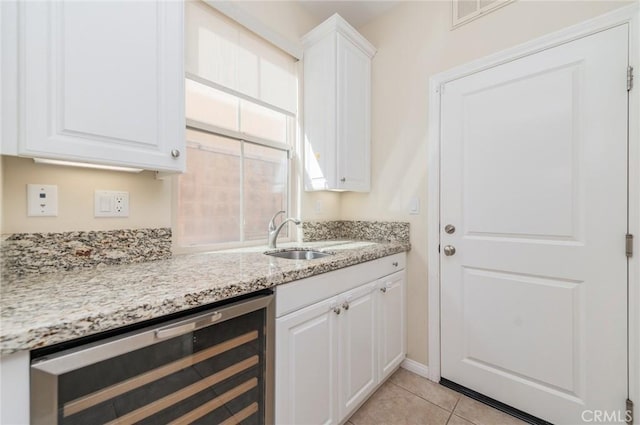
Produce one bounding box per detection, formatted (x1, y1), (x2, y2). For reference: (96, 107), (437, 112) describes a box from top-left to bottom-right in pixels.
(347, 368), (528, 425)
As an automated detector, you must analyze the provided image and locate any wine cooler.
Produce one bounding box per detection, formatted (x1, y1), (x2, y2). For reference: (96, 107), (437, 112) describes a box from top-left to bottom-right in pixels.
(31, 292), (274, 425)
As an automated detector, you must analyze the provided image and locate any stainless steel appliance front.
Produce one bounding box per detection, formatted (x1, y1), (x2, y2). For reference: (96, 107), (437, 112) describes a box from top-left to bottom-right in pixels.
(31, 293), (274, 425)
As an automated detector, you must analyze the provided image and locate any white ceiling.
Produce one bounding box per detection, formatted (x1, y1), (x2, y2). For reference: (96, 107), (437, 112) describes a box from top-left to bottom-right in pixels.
(297, 1), (400, 29)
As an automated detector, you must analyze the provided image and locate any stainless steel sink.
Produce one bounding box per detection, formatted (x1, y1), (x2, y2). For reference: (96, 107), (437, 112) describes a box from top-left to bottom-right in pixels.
(265, 249), (332, 260)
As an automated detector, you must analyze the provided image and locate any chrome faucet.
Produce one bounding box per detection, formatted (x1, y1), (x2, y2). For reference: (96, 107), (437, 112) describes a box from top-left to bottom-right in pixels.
(268, 210), (301, 249)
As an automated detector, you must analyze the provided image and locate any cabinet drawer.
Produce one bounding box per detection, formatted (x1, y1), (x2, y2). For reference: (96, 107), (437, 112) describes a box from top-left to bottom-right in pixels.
(275, 253), (406, 318)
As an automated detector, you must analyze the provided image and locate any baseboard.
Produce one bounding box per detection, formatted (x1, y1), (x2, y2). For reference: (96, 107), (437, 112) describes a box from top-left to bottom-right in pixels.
(400, 358), (430, 378)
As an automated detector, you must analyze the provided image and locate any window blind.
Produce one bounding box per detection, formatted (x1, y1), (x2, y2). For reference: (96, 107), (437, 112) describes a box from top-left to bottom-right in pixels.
(185, 1), (297, 115)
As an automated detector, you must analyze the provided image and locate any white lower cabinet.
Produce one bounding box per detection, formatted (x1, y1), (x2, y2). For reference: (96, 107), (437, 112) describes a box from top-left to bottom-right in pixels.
(275, 253), (407, 425)
(378, 270), (407, 381)
(0, 351), (30, 424)
(275, 296), (340, 425)
(339, 282), (377, 420)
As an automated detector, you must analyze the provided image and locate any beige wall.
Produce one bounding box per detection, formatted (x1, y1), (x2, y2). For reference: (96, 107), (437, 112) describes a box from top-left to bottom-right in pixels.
(226, 0), (319, 47)
(1, 156), (171, 233)
(347, 0), (633, 366)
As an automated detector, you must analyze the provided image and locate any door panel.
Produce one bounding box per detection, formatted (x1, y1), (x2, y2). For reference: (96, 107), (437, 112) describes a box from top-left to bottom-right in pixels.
(337, 33), (371, 191)
(275, 298), (338, 425)
(461, 267), (581, 394)
(339, 283), (377, 420)
(441, 25), (628, 424)
(378, 270), (406, 381)
(463, 65), (579, 239)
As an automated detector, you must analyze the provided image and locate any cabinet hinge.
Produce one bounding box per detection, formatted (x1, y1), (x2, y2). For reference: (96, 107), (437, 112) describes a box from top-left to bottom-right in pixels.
(626, 398), (634, 425)
(627, 234), (634, 258)
(628, 66), (634, 91)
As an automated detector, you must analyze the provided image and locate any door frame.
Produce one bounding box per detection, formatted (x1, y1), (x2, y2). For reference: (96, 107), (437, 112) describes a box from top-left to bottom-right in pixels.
(426, 2), (640, 406)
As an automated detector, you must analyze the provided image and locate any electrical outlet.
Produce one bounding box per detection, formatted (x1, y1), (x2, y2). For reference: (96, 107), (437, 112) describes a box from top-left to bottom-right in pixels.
(114, 193), (126, 214)
(95, 191), (129, 217)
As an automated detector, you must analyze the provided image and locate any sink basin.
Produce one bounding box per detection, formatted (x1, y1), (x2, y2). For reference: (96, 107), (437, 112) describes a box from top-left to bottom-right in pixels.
(265, 249), (332, 260)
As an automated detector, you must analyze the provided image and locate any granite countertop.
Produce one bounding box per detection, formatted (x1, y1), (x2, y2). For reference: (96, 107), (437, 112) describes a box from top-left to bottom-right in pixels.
(0, 240), (409, 356)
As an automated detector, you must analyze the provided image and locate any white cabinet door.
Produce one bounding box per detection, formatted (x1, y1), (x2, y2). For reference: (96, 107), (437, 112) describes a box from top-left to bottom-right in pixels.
(378, 270), (406, 381)
(0, 351), (30, 424)
(336, 33), (371, 192)
(19, 1), (185, 172)
(303, 32), (337, 191)
(1, 0), (18, 156)
(275, 296), (340, 425)
(338, 281), (377, 420)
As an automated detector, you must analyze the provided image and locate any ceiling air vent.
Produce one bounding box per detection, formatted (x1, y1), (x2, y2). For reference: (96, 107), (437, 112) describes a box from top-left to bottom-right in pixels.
(451, 0), (515, 29)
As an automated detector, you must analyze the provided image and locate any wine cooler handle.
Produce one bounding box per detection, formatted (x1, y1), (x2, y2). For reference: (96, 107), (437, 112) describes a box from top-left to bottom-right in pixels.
(155, 312), (223, 339)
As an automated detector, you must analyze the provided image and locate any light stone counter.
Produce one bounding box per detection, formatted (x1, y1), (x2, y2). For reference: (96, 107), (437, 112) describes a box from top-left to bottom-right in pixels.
(0, 240), (409, 356)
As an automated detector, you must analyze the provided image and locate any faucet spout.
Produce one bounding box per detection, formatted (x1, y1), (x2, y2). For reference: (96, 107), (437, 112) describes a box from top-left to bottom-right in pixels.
(268, 210), (286, 232)
(268, 212), (301, 249)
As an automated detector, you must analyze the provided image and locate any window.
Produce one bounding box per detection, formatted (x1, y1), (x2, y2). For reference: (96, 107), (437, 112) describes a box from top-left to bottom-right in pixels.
(177, 1), (297, 249)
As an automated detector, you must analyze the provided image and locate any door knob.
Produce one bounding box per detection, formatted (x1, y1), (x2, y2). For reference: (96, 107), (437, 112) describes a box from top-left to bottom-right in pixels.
(443, 245), (456, 256)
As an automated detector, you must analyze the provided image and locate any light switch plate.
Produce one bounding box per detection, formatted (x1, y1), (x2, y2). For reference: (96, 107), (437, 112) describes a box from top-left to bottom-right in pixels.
(409, 197), (420, 215)
(27, 184), (58, 217)
(94, 190), (129, 217)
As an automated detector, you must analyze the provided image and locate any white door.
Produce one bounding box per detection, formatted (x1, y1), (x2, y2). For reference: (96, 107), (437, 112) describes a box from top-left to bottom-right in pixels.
(339, 282), (377, 420)
(275, 297), (339, 425)
(440, 25), (628, 424)
(378, 270), (407, 381)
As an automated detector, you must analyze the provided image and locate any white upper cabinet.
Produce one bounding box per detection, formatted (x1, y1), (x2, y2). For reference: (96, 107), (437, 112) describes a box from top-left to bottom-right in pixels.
(16, 1), (185, 172)
(1, 1), (18, 156)
(303, 14), (375, 192)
